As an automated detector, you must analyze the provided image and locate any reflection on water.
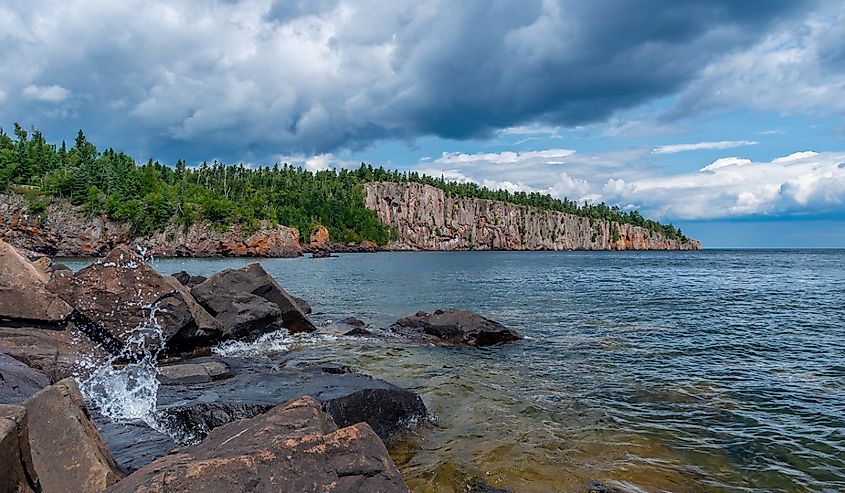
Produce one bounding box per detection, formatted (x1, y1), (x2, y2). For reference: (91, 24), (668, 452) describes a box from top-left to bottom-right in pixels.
(62, 250), (845, 492)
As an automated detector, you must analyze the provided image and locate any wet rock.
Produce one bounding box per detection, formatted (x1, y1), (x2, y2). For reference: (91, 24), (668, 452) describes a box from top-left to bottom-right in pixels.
(91, 412), (177, 474)
(311, 248), (335, 258)
(155, 357), (427, 444)
(587, 481), (624, 493)
(191, 262), (316, 334)
(391, 308), (522, 346)
(24, 378), (124, 492)
(0, 239), (73, 328)
(158, 360), (231, 385)
(0, 404), (41, 493)
(46, 245), (222, 354)
(339, 317), (367, 328)
(344, 327), (374, 337)
(108, 396), (409, 493)
(291, 294), (312, 314)
(0, 352), (49, 404)
(170, 270), (207, 289)
(0, 326), (108, 382)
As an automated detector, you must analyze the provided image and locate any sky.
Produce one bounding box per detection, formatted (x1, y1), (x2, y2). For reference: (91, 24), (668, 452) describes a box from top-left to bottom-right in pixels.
(2, 0), (845, 247)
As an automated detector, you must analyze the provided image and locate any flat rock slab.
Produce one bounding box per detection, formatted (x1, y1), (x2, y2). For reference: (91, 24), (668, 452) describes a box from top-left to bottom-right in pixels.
(158, 361), (231, 385)
(107, 396), (409, 493)
(91, 412), (178, 474)
(0, 325), (108, 382)
(0, 352), (49, 404)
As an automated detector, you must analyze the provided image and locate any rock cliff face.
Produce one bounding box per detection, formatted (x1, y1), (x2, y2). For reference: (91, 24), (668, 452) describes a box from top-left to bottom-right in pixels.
(364, 182), (702, 251)
(0, 194), (302, 258)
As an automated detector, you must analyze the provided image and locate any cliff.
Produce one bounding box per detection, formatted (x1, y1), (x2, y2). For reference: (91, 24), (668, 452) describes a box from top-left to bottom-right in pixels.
(0, 194), (302, 258)
(364, 182), (701, 251)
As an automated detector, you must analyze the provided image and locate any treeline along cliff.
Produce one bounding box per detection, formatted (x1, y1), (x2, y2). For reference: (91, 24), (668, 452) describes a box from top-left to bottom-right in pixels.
(0, 124), (700, 255)
(365, 182), (701, 251)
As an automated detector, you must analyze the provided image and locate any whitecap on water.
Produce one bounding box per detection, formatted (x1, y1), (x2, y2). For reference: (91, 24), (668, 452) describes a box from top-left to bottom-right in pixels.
(214, 329), (340, 357)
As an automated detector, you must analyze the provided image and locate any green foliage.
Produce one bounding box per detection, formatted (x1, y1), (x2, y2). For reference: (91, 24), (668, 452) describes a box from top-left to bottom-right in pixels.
(0, 123), (688, 244)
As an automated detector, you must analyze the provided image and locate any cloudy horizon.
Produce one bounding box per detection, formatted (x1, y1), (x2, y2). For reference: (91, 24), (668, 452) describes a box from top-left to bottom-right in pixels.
(2, 0), (844, 247)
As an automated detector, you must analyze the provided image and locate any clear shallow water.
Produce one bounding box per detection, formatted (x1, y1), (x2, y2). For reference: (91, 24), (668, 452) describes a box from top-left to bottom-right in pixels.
(63, 250), (845, 492)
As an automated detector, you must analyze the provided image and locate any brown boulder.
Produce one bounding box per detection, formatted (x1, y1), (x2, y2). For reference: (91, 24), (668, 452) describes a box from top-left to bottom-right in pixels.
(109, 396), (409, 493)
(46, 245), (222, 354)
(191, 263), (316, 334)
(0, 353), (49, 404)
(0, 404), (41, 493)
(24, 378), (124, 492)
(0, 326), (108, 382)
(309, 225), (330, 248)
(0, 239), (73, 328)
(391, 308), (522, 346)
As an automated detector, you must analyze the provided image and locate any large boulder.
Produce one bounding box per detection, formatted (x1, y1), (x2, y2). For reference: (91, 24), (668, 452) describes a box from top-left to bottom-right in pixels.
(108, 396), (409, 493)
(46, 245), (222, 354)
(0, 325), (108, 382)
(24, 378), (124, 492)
(0, 239), (73, 328)
(0, 352), (49, 404)
(191, 262), (316, 334)
(391, 308), (522, 346)
(309, 225), (330, 249)
(0, 404), (41, 493)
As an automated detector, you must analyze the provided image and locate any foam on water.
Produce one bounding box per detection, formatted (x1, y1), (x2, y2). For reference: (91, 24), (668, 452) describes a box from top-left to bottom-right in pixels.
(76, 303), (165, 431)
(214, 329), (340, 357)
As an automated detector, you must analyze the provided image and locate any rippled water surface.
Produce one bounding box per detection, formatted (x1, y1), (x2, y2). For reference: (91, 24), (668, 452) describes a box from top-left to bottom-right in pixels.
(65, 250), (845, 492)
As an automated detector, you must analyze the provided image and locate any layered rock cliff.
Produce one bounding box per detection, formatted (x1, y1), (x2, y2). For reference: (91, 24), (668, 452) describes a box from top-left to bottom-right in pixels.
(0, 194), (302, 258)
(364, 182), (701, 251)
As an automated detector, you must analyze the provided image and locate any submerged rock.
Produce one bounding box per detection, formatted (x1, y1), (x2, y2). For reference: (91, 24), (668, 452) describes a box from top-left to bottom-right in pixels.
(108, 396), (409, 493)
(191, 262), (316, 334)
(391, 308), (522, 346)
(46, 245), (222, 354)
(0, 404), (41, 493)
(24, 378), (124, 492)
(0, 353), (49, 404)
(0, 239), (73, 328)
(154, 357), (427, 444)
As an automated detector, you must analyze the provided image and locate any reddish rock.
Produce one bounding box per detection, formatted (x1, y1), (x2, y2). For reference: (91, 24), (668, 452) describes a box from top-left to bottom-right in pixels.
(0, 404), (41, 493)
(1, 193), (303, 258)
(0, 325), (108, 382)
(0, 239), (73, 328)
(108, 396), (409, 493)
(24, 378), (124, 492)
(46, 245), (222, 354)
(391, 308), (522, 346)
(310, 225), (330, 248)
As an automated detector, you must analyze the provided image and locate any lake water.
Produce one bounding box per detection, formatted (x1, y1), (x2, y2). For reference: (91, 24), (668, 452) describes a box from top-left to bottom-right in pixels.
(63, 250), (845, 492)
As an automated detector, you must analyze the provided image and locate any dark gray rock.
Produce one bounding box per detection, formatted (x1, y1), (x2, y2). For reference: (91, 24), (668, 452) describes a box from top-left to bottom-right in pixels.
(202, 291), (284, 341)
(170, 271), (207, 289)
(391, 308), (522, 346)
(0, 352), (49, 404)
(291, 295), (312, 314)
(191, 263), (316, 334)
(91, 413), (177, 474)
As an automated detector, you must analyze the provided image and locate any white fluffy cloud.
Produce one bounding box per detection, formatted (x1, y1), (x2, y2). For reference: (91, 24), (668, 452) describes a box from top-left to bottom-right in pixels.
(412, 148), (845, 220)
(22, 84), (70, 103)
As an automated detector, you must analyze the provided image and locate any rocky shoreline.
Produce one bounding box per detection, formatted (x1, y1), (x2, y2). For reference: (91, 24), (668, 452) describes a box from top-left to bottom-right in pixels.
(0, 238), (530, 492)
(2, 188), (700, 260)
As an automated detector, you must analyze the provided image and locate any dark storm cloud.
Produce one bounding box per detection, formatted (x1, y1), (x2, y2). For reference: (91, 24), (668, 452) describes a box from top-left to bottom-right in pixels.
(0, 0), (823, 161)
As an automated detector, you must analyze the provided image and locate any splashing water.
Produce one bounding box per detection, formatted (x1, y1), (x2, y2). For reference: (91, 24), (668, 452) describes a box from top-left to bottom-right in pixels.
(76, 303), (165, 431)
